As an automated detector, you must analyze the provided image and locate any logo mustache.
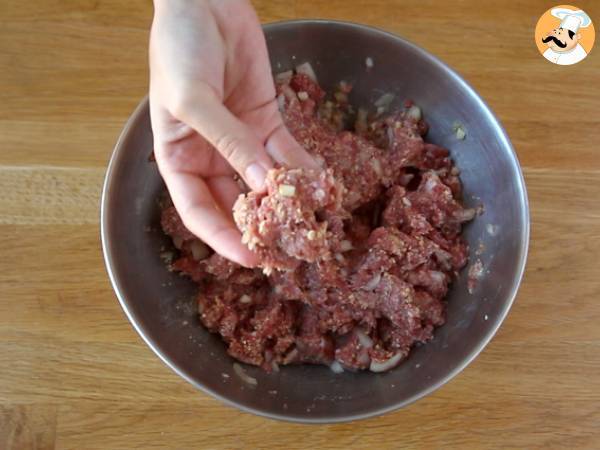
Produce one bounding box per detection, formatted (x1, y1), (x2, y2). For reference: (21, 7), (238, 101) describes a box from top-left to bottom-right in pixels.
(542, 35), (567, 48)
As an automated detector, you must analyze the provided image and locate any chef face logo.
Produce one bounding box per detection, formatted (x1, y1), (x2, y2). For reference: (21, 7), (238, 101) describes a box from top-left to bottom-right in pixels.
(535, 5), (595, 65)
(542, 27), (580, 52)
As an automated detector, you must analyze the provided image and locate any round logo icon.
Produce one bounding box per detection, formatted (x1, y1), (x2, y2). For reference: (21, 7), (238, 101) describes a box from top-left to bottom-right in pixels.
(535, 5), (595, 65)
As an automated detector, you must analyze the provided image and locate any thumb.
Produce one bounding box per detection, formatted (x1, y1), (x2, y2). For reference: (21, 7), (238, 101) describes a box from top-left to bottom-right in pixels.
(173, 87), (274, 191)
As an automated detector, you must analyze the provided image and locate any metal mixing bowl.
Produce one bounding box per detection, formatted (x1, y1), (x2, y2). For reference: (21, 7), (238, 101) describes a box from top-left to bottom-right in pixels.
(101, 20), (529, 423)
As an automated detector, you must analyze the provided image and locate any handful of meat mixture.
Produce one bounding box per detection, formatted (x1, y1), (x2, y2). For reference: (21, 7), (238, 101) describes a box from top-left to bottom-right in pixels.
(160, 64), (476, 373)
(233, 168), (345, 274)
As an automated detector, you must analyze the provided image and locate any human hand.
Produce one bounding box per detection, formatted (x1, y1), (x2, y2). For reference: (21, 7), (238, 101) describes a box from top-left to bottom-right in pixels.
(149, 0), (316, 267)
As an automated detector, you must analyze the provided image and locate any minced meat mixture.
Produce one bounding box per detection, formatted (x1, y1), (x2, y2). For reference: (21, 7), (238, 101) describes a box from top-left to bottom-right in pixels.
(160, 66), (476, 373)
(233, 168), (345, 274)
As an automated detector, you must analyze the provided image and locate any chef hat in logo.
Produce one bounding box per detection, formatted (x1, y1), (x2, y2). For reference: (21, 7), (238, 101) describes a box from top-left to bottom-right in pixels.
(551, 7), (592, 33)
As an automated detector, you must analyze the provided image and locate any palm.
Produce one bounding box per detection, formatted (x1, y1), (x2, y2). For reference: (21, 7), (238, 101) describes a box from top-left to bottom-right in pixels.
(152, 1), (277, 179)
(149, 0), (315, 266)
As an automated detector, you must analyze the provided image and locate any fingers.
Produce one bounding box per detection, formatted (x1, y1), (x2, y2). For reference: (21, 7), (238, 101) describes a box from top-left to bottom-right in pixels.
(206, 175), (243, 215)
(160, 168), (258, 267)
(174, 88), (273, 191)
(236, 97), (320, 170)
(265, 123), (320, 170)
(150, 98), (239, 177)
(152, 125), (234, 176)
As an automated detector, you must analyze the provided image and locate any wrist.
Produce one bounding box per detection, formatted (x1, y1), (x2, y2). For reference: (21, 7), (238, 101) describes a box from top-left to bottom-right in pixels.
(154, 0), (205, 15)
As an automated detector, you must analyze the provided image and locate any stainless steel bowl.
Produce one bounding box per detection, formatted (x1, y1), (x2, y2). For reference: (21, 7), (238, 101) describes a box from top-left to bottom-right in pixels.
(101, 20), (529, 423)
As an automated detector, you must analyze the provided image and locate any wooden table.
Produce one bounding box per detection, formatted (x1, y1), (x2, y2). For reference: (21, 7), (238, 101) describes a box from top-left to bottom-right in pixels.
(1, 1), (599, 448)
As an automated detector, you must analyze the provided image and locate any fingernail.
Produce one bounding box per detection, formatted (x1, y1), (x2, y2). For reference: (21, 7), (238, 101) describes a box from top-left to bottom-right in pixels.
(245, 163), (268, 190)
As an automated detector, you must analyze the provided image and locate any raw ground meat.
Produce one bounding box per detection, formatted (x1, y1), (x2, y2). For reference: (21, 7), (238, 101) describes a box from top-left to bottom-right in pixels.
(232, 167), (345, 274)
(160, 65), (477, 373)
(280, 74), (391, 210)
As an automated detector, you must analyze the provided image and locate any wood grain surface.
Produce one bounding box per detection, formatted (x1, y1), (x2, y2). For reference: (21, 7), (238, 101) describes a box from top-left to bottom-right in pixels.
(1, 0), (599, 448)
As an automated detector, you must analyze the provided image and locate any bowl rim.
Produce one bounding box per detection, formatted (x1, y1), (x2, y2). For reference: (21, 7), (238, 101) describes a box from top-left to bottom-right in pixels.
(101, 18), (530, 424)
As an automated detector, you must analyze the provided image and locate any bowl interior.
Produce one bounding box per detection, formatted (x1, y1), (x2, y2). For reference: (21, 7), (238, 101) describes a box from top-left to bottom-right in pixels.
(102, 20), (528, 423)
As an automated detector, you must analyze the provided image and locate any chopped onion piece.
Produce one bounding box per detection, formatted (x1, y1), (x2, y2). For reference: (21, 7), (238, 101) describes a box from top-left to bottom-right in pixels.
(369, 352), (403, 373)
(340, 240), (353, 252)
(330, 361), (344, 374)
(278, 184), (296, 197)
(486, 223), (499, 236)
(365, 57), (374, 69)
(265, 350), (274, 365)
(455, 208), (477, 222)
(374, 92), (395, 108)
(295, 61), (317, 82)
(430, 270), (446, 283)
(386, 124), (395, 146)
(275, 70), (293, 84)
(424, 176), (438, 193)
(363, 272), (381, 291)
(297, 91), (309, 101)
(233, 363), (257, 386)
(452, 121), (467, 140)
(356, 329), (374, 349)
(283, 348), (299, 364)
(239, 294), (252, 304)
(276, 94), (285, 112)
(398, 173), (414, 186)
(406, 104), (422, 121)
(371, 158), (382, 176)
(190, 240), (210, 261)
(172, 235), (183, 250)
(281, 84), (297, 102)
